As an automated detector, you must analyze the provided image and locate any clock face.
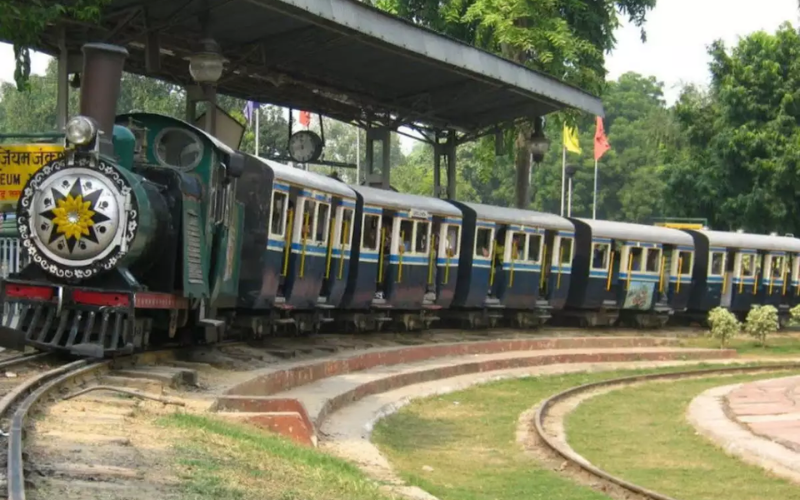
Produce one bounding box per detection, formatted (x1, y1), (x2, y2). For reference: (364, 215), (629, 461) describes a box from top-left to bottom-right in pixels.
(288, 131), (322, 163)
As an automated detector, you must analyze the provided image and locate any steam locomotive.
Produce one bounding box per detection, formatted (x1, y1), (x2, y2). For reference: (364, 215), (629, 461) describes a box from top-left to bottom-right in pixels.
(1, 42), (799, 358)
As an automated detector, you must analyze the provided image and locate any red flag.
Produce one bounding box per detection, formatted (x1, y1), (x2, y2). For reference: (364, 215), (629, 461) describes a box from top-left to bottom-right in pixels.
(299, 111), (311, 128)
(594, 116), (610, 161)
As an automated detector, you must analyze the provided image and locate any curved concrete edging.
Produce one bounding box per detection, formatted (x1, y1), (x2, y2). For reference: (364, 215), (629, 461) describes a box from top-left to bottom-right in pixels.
(688, 380), (800, 484)
(317, 358), (769, 500)
(218, 347), (734, 445)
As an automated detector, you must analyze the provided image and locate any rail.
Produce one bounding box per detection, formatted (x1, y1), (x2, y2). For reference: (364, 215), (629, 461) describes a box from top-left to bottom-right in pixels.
(533, 362), (800, 500)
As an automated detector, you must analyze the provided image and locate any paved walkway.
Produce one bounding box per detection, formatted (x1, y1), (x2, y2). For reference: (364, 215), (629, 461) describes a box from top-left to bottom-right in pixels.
(727, 376), (800, 450)
(688, 374), (800, 485)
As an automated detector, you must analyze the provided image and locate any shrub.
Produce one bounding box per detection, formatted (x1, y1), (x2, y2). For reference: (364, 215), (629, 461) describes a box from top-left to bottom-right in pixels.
(744, 305), (779, 346)
(708, 307), (740, 348)
(790, 304), (800, 326)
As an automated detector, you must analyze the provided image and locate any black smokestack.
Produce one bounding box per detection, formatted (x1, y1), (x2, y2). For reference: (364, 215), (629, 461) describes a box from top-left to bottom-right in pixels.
(79, 43), (129, 154)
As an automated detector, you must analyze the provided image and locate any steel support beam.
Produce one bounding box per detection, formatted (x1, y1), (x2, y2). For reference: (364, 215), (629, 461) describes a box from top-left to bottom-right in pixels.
(433, 130), (457, 199)
(56, 27), (69, 131)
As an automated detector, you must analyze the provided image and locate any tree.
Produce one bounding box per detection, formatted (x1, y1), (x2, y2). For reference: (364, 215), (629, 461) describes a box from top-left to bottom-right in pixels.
(375, 0), (657, 207)
(0, 0), (110, 90)
(665, 23), (800, 234)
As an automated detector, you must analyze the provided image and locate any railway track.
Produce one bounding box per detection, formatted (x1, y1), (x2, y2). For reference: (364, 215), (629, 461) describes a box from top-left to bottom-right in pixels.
(532, 363), (800, 500)
(0, 353), (109, 500)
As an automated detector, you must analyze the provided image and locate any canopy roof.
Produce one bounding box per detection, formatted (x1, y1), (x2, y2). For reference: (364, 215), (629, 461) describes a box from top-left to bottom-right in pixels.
(26, 0), (603, 134)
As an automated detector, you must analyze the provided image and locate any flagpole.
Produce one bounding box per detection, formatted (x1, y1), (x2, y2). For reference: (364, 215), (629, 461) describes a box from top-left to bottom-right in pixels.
(592, 158), (598, 219)
(254, 104), (260, 157)
(560, 145), (566, 216)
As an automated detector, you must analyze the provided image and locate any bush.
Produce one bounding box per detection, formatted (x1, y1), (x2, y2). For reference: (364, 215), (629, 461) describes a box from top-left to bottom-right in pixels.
(744, 305), (779, 346)
(708, 307), (740, 348)
(790, 304), (800, 326)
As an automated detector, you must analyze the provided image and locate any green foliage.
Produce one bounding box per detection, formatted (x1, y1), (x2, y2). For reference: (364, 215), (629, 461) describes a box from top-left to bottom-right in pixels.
(707, 307), (740, 348)
(0, 0), (111, 91)
(664, 23), (800, 234)
(790, 304), (800, 326)
(744, 305), (779, 346)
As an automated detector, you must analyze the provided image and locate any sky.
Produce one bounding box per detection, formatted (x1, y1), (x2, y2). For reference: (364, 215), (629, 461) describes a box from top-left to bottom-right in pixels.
(0, 0), (797, 152)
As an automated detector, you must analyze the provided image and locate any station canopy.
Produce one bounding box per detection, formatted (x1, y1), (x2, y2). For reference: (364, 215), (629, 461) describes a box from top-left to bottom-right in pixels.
(25, 0), (604, 135)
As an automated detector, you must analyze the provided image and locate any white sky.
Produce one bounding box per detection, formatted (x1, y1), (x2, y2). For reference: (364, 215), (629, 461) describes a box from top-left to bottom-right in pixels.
(0, 0), (797, 152)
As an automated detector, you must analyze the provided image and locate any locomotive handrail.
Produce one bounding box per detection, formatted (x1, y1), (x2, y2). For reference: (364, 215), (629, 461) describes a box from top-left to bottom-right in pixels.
(282, 208), (294, 277)
(658, 255), (665, 293)
(605, 250), (614, 291)
(539, 243), (548, 291)
(782, 264), (789, 295)
(626, 253), (633, 290)
(752, 270), (758, 294)
(427, 242), (435, 285)
(676, 257), (683, 293)
(300, 211), (310, 278)
(722, 272), (728, 294)
(557, 245), (564, 289)
(338, 219), (348, 280)
(489, 240), (497, 286)
(398, 231), (405, 284)
(325, 216), (336, 279)
(769, 265), (775, 295)
(442, 246), (452, 285)
(378, 227), (386, 284)
(509, 241), (517, 288)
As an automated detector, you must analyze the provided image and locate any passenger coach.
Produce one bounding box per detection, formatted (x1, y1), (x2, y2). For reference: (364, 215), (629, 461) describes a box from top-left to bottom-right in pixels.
(566, 219), (695, 327)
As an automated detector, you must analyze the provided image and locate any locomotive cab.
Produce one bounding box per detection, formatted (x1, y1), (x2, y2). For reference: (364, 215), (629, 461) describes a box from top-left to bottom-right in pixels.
(0, 42), (245, 356)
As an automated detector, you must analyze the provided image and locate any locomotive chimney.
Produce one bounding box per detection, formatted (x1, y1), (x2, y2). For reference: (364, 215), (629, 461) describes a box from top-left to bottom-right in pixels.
(79, 43), (129, 155)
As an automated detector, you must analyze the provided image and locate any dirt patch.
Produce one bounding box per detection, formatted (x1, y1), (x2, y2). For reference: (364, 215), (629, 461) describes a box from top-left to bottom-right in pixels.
(28, 386), (187, 500)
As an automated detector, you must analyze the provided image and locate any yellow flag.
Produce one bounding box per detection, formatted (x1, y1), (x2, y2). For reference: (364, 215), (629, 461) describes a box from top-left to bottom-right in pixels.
(563, 123), (581, 154)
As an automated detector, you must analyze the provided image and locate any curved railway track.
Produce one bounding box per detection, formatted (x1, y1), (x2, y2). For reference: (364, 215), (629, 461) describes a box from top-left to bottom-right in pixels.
(0, 353), (109, 500)
(532, 363), (800, 500)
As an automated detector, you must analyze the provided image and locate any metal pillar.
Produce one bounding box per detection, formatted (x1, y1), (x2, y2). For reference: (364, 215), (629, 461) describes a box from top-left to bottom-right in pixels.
(365, 126), (391, 189)
(56, 27), (69, 131)
(433, 130), (457, 199)
(185, 84), (217, 137)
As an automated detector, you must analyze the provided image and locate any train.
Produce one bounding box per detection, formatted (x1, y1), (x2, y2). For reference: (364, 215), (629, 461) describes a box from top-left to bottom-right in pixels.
(0, 41), (798, 358)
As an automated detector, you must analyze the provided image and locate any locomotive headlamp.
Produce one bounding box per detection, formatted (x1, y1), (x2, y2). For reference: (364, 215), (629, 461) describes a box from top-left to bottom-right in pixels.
(65, 115), (97, 146)
(187, 38), (227, 84)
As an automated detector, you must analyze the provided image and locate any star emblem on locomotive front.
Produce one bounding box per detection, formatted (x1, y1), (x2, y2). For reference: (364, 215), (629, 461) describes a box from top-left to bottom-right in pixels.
(38, 178), (111, 254)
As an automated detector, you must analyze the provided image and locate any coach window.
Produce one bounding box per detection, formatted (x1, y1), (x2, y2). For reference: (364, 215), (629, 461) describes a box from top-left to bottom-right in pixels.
(628, 247), (644, 272)
(475, 227), (494, 258)
(362, 213), (381, 251)
(645, 248), (662, 273)
(442, 224), (460, 258)
(399, 220), (414, 253)
(301, 199), (314, 239)
(314, 202), (330, 244)
(710, 251), (727, 276)
(527, 234), (542, 263)
(269, 191), (288, 237)
(553, 236), (573, 266)
(768, 255), (786, 279)
(338, 207), (354, 246)
(591, 242), (610, 270)
(415, 221), (430, 254)
(673, 250), (694, 275)
(511, 232), (526, 260)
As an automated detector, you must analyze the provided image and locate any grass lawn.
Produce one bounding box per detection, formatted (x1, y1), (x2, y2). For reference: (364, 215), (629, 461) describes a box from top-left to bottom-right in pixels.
(567, 372), (800, 500)
(681, 333), (800, 357)
(371, 363), (788, 500)
(158, 413), (395, 500)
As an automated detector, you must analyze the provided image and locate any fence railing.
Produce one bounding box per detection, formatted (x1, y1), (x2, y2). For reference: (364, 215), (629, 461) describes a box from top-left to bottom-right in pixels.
(0, 236), (25, 328)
